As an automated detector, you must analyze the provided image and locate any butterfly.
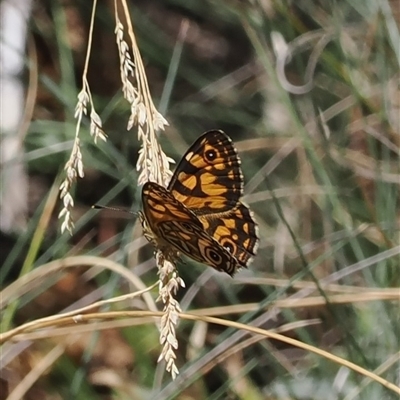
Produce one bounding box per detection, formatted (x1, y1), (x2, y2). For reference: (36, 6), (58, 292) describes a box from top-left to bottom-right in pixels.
(140, 130), (258, 276)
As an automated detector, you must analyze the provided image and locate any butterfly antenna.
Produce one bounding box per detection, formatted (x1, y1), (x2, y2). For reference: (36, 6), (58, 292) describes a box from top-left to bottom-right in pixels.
(92, 204), (139, 217)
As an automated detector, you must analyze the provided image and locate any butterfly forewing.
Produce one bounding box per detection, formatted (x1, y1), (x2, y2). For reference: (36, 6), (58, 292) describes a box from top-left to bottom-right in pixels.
(142, 181), (241, 275)
(168, 130), (243, 215)
(141, 181), (203, 234)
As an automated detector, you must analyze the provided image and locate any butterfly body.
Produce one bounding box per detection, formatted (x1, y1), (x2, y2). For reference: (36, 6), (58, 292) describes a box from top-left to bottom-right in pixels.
(141, 130), (258, 276)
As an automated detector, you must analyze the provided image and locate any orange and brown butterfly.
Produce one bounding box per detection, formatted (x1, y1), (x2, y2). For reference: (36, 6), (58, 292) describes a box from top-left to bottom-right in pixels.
(140, 130), (258, 276)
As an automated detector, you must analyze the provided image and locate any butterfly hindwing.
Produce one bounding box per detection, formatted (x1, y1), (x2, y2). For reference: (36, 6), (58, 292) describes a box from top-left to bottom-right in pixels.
(158, 219), (241, 276)
(200, 203), (259, 266)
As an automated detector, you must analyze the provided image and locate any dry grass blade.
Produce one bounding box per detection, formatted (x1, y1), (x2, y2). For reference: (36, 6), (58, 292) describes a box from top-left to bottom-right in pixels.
(2, 311), (399, 394)
(58, 0), (106, 235)
(115, 0), (182, 379)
